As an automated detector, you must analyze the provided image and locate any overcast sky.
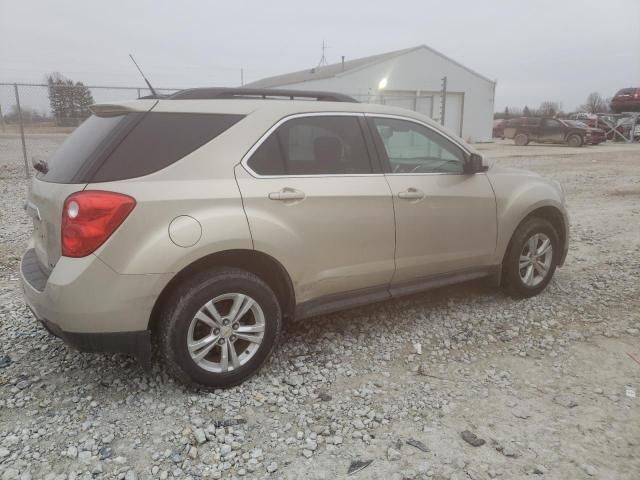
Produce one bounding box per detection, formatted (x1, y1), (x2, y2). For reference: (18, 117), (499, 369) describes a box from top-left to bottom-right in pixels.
(1, 0), (639, 111)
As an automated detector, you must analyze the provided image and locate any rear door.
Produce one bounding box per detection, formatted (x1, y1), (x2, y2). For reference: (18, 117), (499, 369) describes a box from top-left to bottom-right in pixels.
(235, 113), (396, 304)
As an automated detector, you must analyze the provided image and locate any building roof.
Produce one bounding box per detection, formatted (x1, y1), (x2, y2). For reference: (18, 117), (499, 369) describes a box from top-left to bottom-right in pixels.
(246, 45), (494, 88)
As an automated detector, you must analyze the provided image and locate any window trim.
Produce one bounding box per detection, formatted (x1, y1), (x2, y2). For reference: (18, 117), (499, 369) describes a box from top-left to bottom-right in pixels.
(241, 112), (383, 178)
(365, 113), (478, 176)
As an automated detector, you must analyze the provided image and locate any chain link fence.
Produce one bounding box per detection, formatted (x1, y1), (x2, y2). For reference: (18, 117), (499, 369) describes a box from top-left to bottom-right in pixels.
(0, 83), (181, 177)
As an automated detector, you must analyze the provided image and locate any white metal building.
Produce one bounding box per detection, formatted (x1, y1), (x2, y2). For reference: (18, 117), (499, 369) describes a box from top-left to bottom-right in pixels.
(246, 45), (495, 143)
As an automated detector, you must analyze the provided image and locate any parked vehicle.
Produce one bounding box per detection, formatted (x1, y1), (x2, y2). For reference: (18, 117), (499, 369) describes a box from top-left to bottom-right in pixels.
(503, 117), (591, 147)
(492, 119), (506, 139)
(21, 88), (569, 388)
(561, 120), (606, 144)
(610, 88), (640, 113)
(614, 116), (640, 142)
(568, 114), (615, 140)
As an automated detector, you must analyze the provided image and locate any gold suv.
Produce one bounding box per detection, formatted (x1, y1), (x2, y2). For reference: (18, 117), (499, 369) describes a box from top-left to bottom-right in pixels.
(21, 88), (569, 388)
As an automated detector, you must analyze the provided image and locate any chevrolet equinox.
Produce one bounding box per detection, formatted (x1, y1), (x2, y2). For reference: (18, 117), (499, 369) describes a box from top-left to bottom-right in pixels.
(21, 88), (569, 388)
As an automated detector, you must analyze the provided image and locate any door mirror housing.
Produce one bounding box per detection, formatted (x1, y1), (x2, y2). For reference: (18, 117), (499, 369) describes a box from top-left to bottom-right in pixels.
(465, 153), (486, 174)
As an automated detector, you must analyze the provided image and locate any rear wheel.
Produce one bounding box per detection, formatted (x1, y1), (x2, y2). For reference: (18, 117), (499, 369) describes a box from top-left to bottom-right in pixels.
(158, 268), (282, 388)
(567, 134), (583, 147)
(514, 133), (529, 146)
(502, 217), (559, 298)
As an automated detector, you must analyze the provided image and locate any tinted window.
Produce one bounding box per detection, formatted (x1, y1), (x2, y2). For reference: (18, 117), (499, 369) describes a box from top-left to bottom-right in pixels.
(248, 134), (286, 176)
(616, 88), (635, 96)
(38, 112), (244, 183)
(92, 113), (244, 182)
(38, 114), (138, 183)
(372, 117), (465, 174)
(543, 119), (562, 128)
(247, 116), (372, 175)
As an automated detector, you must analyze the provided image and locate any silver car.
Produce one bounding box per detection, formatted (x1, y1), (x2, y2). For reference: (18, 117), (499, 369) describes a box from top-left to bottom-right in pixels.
(21, 88), (569, 388)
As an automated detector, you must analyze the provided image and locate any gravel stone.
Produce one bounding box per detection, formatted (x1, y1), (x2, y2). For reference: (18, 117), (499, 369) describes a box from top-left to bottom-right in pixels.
(0, 141), (638, 480)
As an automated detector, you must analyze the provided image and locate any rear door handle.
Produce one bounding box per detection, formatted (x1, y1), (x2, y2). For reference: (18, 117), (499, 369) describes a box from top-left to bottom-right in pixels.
(398, 188), (425, 200)
(268, 188), (306, 201)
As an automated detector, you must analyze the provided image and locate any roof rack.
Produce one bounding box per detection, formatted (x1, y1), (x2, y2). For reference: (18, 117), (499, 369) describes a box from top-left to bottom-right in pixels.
(168, 87), (358, 103)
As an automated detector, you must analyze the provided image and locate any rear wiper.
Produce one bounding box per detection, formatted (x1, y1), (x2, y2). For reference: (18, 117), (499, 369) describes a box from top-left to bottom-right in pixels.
(32, 158), (49, 174)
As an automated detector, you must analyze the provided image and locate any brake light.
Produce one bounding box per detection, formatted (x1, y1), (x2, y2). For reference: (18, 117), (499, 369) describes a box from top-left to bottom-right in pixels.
(62, 191), (136, 257)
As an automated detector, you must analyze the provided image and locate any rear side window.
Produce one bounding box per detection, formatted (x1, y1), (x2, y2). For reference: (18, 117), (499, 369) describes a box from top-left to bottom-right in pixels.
(247, 116), (372, 176)
(38, 114), (140, 183)
(39, 112), (244, 183)
(92, 113), (244, 182)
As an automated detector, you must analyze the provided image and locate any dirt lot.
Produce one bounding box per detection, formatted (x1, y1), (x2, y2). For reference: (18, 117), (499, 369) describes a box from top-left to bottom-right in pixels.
(0, 136), (639, 480)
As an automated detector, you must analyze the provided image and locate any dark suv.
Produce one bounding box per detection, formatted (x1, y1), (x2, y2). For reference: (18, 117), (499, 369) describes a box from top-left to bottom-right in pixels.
(504, 117), (590, 147)
(610, 88), (640, 113)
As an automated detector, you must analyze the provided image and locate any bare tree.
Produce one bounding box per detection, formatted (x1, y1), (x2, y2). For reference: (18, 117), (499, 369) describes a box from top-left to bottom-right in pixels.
(538, 101), (562, 117)
(580, 92), (609, 113)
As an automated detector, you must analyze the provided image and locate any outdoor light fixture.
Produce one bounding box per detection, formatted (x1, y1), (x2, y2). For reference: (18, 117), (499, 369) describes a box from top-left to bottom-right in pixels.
(378, 77), (388, 90)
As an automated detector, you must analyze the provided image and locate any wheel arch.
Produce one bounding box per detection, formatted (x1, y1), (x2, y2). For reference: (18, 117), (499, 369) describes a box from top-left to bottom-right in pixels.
(148, 249), (296, 333)
(502, 205), (568, 267)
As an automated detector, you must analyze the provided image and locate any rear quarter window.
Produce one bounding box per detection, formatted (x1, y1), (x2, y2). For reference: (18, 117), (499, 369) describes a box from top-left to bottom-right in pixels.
(38, 112), (244, 183)
(91, 113), (244, 182)
(37, 114), (141, 183)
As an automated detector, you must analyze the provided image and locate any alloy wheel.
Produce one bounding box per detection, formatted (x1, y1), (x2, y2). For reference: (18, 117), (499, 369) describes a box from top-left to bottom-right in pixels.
(187, 293), (265, 373)
(519, 233), (553, 287)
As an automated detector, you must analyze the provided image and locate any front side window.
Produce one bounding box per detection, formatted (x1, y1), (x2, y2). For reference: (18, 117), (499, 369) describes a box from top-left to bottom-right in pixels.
(247, 115), (372, 175)
(543, 119), (562, 128)
(372, 117), (465, 174)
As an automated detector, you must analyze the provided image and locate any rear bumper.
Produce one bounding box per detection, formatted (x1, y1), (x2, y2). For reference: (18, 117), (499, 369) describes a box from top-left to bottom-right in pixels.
(20, 248), (171, 357)
(36, 315), (151, 360)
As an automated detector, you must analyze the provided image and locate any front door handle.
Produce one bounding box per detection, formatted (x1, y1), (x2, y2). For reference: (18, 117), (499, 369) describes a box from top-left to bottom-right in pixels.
(398, 188), (425, 200)
(268, 188), (306, 201)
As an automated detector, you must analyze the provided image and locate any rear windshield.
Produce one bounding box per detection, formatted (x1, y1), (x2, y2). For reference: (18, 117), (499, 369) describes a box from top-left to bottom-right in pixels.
(39, 112), (245, 183)
(615, 88), (636, 96)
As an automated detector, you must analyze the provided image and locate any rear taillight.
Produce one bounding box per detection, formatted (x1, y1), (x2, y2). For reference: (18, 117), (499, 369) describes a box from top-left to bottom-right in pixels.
(62, 191), (136, 257)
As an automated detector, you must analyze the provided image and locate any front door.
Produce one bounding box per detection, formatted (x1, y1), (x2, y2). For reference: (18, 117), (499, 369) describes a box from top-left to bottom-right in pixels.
(540, 118), (565, 143)
(236, 113), (396, 304)
(367, 115), (497, 286)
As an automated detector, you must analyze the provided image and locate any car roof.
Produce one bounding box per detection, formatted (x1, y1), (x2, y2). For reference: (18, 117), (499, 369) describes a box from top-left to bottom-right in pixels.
(92, 96), (477, 155)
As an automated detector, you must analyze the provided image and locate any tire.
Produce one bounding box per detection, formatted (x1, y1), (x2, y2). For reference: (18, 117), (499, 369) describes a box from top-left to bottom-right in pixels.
(514, 133), (529, 146)
(501, 217), (560, 299)
(567, 134), (583, 147)
(158, 267), (282, 388)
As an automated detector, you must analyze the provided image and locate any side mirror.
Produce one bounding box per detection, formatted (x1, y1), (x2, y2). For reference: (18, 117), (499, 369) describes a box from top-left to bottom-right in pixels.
(465, 153), (486, 174)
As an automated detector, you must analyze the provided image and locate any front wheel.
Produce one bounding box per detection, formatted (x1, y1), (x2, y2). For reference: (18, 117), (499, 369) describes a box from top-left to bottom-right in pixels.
(502, 217), (559, 298)
(158, 268), (282, 388)
(567, 134), (583, 147)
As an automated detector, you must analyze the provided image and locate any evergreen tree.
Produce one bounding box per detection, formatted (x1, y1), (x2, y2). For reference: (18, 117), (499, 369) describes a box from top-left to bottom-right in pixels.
(47, 73), (94, 126)
(523, 106), (531, 116)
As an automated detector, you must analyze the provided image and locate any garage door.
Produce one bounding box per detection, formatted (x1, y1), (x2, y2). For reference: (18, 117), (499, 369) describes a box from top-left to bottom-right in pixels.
(444, 93), (463, 136)
(416, 96), (434, 119)
(383, 94), (415, 111)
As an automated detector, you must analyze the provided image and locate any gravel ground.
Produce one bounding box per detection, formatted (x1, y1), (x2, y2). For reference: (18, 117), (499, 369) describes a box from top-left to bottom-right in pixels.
(1, 136), (639, 480)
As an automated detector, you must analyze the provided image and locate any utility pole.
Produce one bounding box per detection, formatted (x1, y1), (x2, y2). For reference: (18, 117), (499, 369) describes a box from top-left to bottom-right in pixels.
(240, 68), (244, 86)
(440, 76), (447, 126)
